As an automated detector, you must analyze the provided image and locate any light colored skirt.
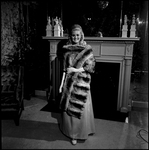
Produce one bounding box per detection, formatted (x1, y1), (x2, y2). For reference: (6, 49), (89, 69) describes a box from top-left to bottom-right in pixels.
(59, 91), (95, 140)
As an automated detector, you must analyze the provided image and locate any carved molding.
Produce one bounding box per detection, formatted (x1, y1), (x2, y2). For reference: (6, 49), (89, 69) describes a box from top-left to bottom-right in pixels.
(126, 44), (133, 56)
(50, 44), (56, 54)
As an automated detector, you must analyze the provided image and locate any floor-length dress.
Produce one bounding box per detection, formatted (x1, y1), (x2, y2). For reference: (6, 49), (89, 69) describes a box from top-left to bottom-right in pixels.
(59, 44), (96, 140)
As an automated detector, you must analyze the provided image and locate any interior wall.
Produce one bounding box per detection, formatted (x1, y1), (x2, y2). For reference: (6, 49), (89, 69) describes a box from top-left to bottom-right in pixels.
(137, 1), (148, 71)
(129, 1), (148, 104)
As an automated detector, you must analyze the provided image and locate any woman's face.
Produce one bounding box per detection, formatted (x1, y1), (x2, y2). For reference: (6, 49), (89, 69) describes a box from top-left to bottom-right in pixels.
(71, 30), (81, 44)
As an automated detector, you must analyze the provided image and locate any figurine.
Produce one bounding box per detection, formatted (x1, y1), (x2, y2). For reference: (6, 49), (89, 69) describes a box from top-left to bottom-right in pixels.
(48, 16), (51, 25)
(130, 14), (136, 37)
(124, 15), (127, 25)
(54, 16), (60, 36)
(122, 15), (128, 37)
(58, 18), (63, 37)
(54, 16), (59, 25)
(132, 14), (136, 25)
(46, 16), (52, 36)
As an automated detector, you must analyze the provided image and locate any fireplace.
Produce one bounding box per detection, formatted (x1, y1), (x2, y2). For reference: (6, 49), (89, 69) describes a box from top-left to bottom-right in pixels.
(91, 62), (120, 111)
(42, 36), (140, 117)
(91, 62), (124, 121)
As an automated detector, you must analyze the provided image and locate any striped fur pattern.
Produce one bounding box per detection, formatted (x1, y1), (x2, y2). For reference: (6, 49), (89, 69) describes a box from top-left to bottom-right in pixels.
(60, 44), (95, 119)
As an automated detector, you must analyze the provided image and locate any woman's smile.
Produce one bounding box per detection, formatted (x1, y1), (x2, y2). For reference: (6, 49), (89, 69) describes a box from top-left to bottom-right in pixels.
(71, 30), (81, 44)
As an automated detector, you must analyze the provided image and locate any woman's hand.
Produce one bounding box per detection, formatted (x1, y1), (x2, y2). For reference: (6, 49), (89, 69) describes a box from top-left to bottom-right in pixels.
(59, 85), (62, 93)
(67, 67), (84, 73)
(67, 67), (76, 73)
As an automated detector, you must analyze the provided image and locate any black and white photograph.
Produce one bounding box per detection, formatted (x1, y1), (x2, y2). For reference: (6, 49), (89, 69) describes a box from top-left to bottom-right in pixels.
(1, 0), (148, 149)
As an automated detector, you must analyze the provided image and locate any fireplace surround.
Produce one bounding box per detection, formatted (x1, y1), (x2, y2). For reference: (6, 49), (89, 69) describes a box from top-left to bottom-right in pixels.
(42, 36), (140, 114)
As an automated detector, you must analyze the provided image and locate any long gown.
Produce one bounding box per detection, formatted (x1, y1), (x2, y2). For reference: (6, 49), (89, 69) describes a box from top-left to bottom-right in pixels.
(59, 44), (96, 140)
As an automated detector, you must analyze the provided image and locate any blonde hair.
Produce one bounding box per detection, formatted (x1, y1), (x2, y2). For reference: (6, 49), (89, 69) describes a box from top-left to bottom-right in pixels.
(67, 24), (86, 46)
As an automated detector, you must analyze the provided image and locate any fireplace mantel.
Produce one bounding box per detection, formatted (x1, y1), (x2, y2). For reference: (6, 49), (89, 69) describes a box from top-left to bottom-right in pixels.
(42, 36), (139, 41)
(42, 36), (140, 113)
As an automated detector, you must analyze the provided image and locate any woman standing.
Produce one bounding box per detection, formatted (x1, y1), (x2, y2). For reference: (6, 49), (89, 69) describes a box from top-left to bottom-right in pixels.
(59, 24), (96, 145)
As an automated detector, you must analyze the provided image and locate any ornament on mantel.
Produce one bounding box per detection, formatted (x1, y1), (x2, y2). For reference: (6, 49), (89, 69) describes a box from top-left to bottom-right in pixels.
(46, 16), (52, 36)
(58, 18), (63, 37)
(46, 16), (64, 37)
(54, 16), (60, 37)
(122, 15), (128, 37)
(130, 14), (136, 37)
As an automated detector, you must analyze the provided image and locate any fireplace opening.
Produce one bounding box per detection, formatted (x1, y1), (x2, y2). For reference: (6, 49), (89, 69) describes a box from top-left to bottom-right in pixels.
(91, 62), (128, 122)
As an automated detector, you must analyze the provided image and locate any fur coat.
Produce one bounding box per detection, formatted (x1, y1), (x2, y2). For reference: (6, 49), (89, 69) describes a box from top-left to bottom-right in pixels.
(59, 44), (95, 119)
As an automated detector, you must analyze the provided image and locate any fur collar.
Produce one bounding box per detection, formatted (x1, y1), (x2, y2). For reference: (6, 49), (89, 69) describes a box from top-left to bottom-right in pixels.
(63, 43), (91, 51)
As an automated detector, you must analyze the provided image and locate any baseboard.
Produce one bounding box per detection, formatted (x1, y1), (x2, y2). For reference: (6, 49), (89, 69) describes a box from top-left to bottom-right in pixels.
(132, 101), (148, 109)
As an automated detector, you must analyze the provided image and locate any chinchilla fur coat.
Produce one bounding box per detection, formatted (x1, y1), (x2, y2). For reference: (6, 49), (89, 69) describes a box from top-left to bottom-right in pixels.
(59, 44), (95, 119)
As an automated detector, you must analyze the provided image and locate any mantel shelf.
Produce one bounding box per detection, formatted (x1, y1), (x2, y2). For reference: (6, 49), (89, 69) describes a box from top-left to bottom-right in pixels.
(42, 36), (140, 42)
